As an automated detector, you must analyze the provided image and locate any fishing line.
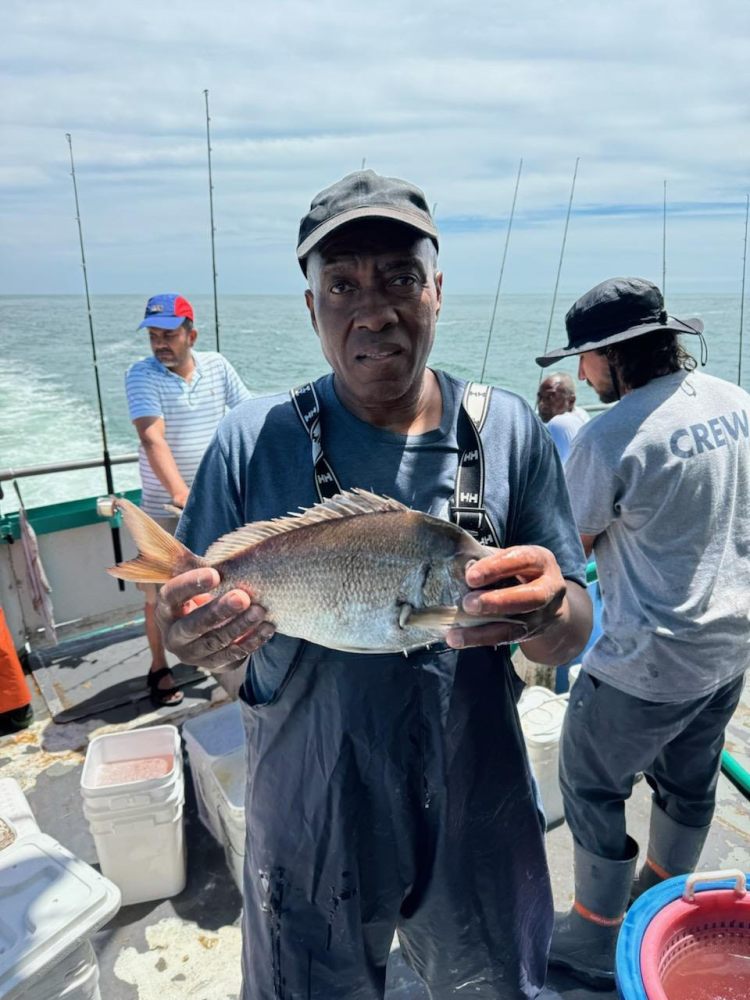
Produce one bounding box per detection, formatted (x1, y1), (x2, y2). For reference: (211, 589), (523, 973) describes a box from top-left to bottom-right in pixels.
(662, 179), (667, 297)
(203, 89), (221, 352)
(539, 157), (580, 378)
(65, 132), (125, 590)
(738, 193), (749, 386)
(479, 158), (523, 383)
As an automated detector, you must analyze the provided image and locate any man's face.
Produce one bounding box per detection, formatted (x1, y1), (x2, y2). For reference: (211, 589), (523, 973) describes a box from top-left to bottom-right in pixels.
(578, 351), (618, 403)
(304, 223), (442, 410)
(536, 379), (572, 422)
(148, 324), (195, 369)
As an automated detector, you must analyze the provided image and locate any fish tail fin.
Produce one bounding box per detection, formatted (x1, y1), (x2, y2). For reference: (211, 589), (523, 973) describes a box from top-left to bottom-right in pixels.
(107, 498), (203, 583)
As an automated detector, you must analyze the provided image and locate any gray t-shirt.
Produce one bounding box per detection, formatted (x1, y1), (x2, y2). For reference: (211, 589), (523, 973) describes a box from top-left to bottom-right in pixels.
(178, 369), (586, 702)
(565, 369), (750, 702)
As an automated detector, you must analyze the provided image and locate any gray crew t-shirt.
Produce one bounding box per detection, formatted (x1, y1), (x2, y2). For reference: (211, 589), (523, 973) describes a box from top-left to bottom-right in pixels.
(178, 369), (586, 703)
(565, 369), (750, 702)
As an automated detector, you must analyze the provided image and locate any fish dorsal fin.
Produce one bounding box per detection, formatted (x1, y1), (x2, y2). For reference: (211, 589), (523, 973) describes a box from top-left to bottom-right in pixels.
(203, 489), (408, 564)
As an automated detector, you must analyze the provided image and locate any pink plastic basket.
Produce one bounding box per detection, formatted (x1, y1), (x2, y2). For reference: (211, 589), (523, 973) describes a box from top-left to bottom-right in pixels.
(640, 870), (750, 1000)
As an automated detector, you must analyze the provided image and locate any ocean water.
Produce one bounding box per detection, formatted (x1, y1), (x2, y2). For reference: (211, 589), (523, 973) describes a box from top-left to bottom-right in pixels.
(1, 293), (747, 512)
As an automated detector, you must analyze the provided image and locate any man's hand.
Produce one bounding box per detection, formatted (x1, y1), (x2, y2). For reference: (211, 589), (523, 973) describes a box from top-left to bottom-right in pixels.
(171, 487), (189, 509)
(155, 568), (276, 673)
(446, 545), (591, 664)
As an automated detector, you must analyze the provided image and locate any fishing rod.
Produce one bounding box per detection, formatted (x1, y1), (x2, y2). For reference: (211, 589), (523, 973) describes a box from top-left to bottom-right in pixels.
(539, 157), (580, 371)
(662, 179), (667, 295)
(65, 132), (125, 590)
(738, 193), (749, 386)
(203, 89), (221, 352)
(480, 158), (523, 383)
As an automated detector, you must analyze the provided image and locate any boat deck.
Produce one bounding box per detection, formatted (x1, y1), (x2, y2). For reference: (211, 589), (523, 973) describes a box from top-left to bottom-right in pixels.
(2, 625), (748, 1000)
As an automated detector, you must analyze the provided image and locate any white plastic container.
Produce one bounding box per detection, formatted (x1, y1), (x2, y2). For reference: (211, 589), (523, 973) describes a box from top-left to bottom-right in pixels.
(90, 804), (187, 905)
(80, 725), (186, 905)
(218, 810), (245, 891)
(182, 701), (245, 841)
(0, 830), (120, 1000)
(518, 685), (569, 827)
(80, 753), (183, 817)
(81, 725), (182, 809)
(16, 941), (100, 1000)
(84, 783), (184, 833)
(0, 779), (39, 839)
(210, 747), (247, 890)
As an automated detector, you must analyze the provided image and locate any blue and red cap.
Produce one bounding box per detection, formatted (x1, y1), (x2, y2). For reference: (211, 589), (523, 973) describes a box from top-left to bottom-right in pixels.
(137, 293), (194, 330)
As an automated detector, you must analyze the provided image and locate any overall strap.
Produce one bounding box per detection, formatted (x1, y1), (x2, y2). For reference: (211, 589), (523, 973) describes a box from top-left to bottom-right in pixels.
(290, 382), (342, 501)
(292, 379), (500, 545)
(450, 382), (501, 546)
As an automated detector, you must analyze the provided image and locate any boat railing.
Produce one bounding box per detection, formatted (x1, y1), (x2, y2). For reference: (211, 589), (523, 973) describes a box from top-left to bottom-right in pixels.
(1, 403), (609, 486)
(0, 453), (139, 484)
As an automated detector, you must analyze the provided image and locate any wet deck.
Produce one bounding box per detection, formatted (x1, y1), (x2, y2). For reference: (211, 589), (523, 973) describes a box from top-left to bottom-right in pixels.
(1, 631), (748, 1000)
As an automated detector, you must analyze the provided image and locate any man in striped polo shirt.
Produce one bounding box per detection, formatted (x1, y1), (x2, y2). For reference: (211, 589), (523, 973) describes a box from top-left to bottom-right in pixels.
(126, 293), (250, 705)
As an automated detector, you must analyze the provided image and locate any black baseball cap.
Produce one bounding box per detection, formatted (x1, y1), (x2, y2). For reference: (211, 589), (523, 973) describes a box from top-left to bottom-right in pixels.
(296, 169), (438, 271)
(536, 277), (704, 367)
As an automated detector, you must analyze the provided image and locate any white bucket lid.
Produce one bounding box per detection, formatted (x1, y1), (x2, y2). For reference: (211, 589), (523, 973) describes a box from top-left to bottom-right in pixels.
(0, 831), (120, 1000)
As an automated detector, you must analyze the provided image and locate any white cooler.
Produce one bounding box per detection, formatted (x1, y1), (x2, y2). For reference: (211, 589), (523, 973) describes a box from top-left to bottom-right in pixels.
(0, 783), (120, 1000)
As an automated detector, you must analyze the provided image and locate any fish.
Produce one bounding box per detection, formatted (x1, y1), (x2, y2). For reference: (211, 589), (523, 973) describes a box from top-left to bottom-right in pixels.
(108, 489), (525, 654)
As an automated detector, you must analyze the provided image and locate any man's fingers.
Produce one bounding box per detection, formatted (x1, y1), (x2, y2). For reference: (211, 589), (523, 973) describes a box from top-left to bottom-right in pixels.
(176, 607), (274, 662)
(162, 589), (252, 646)
(465, 545), (548, 588)
(446, 620), (532, 650)
(158, 568), (221, 614)
(463, 579), (562, 616)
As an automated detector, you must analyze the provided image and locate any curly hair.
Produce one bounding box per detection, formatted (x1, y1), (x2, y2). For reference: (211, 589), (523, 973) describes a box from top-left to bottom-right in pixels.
(601, 331), (697, 390)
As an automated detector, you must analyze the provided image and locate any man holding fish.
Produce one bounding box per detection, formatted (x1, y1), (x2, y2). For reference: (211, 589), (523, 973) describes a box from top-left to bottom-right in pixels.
(117, 170), (593, 999)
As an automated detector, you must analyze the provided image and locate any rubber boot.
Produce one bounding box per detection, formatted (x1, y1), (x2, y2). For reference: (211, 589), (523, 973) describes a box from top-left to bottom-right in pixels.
(630, 802), (710, 902)
(548, 836), (638, 990)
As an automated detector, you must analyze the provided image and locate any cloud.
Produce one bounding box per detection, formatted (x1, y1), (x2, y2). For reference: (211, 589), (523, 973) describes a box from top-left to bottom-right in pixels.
(2, 0), (749, 293)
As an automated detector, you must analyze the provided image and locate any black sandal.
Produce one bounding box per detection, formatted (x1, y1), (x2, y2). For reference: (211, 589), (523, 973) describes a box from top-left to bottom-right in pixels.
(147, 667), (185, 707)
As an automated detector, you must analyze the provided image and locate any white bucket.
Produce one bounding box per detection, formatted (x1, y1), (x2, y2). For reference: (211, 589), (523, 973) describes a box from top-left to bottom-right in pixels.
(518, 686), (569, 827)
(209, 747), (246, 890)
(84, 783), (184, 833)
(81, 725), (186, 905)
(80, 751), (183, 817)
(81, 725), (181, 808)
(91, 804), (187, 905)
(217, 808), (244, 891)
(182, 702), (245, 841)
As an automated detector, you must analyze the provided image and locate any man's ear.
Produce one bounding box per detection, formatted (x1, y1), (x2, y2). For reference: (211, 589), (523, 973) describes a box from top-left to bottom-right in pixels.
(435, 271), (443, 316)
(188, 327), (198, 346)
(304, 289), (319, 336)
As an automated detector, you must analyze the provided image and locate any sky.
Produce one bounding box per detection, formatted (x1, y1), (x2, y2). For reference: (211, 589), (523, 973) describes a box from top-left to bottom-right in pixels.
(2, 0), (749, 297)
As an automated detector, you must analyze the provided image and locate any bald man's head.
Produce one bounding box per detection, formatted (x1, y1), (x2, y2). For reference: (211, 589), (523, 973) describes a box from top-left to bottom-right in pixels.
(537, 371), (576, 422)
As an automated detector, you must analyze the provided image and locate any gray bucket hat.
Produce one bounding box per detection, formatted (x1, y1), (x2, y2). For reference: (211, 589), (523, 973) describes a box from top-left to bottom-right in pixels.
(296, 169), (438, 271)
(536, 277), (704, 368)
